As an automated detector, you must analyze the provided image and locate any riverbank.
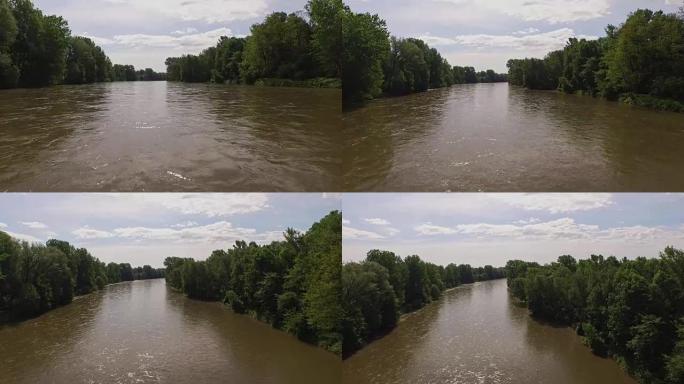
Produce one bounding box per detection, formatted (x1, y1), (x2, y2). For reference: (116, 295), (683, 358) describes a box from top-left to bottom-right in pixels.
(343, 279), (636, 384)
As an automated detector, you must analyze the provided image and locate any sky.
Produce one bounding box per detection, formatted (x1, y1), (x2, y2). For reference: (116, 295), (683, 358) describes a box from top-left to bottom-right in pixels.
(34, 0), (311, 71)
(343, 193), (684, 267)
(0, 193), (340, 268)
(348, 0), (683, 72)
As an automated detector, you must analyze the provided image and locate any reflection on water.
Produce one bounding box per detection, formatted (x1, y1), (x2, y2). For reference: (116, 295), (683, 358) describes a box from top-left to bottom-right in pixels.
(0, 279), (341, 384)
(343, 83), (684, 191)
(0, 82), (342, 192)
(343, 279), (635, 384)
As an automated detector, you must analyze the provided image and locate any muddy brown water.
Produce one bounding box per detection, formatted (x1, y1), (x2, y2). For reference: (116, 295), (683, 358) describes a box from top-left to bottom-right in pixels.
(0, 279), (341, 384)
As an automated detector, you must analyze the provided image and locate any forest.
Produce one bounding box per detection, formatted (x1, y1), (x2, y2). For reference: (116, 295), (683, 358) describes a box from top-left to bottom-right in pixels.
(507, 8), (684, 112)
(164, 0), (341, 88)
(0, 0), (164, 89)
(342, 8), (506, 103)
(342, 250), (505, 357)
(163, 211), (342, 355)
(506, 247), (684, 384)
(0, 231), (164, 323)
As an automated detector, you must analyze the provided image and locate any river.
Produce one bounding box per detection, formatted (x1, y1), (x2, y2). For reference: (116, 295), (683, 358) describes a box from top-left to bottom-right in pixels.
(0, 279), (341, 384)
(343, 279), (635, 384)
(0, 82), (342, 192)
(343, 83), (684, 192)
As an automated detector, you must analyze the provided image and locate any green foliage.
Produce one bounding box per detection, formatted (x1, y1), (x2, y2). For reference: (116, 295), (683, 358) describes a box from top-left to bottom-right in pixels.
(166, 1), (340, 87)
(341, 10), (389, 101)
(164, 211), (342, 355)
(342, 251), (504, 357)
(508, 8), (684, 111)
(341, 8), (506, 104)
(507, 248), (684, 383)
(0, 0), (155, 88)
(0, 231), (162, 323)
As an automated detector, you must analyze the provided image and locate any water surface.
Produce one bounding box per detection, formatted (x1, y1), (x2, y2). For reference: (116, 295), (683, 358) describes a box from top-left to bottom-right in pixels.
(343, 83), (684, 191)
(0, 82), (341, 191)
(343, 279), (635, 384)
(0, 279), (341, 384)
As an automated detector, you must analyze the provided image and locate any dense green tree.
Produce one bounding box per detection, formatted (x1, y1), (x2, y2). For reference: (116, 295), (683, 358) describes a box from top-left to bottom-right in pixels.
(0, 232), (162, 323)
(342, 251), (504, 356)
(341, 10), (389, 101)
(507, 248), (684, 383)
(306, 0), (344, 78)
(164, 211), (342, 355)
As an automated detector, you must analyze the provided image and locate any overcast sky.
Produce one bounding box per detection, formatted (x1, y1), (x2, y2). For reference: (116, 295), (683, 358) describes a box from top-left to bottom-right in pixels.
(34, 0), (311, 71)
(348, 0), (683, 72)
(343, 193), (684, 267)
(0, 193), (340, 268)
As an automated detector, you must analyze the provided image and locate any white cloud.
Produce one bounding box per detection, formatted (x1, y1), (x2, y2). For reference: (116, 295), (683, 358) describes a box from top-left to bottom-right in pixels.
(342, 219), (350, 225)
(171, 27), (199, 35)
(21, 221), (48, 229)
(0, 222), (7, 228)
(513, 27), (541, 35)
(413, 218), (681, 243)
(415, 223), (458, 236)
(514, 218), (541, 225)
(73, 221), (282, 244)
(72, 227), (116, 239)
(5, 231), (42, 243)
(151, 193), (269, 217)
(421, 28), (598, 53)
(104, 0), (268, 23)
(86, 28), (233, 50)
(434, 0), (611, 23)
(497, 194), (613, 213)
(171, 221), (199, 228)
(365, 218), (391, 226)
(344, 225), (385, 240)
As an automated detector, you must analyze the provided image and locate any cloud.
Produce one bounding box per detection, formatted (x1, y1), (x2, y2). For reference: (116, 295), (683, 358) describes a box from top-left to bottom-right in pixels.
(413, 218), (681, 243)
(21, 221), (48, 229)
(150, 194), (269, 217)
(365, 218), (390, 226)
(342, 219), (350, 225)
(415, 223), (458, 236)
(84, 28), (233, 50)
(514, 218), (541, 225)
(72, 227), (116, 239)
(343, 225), (385, 240)
(73, 221), (282, 244)
(497, 194), (613, 213)
(104, 0), (268, 23)
(0, 223), (7, 228)
(434, 0), (611, 23)
(171, 221), (199, 228)
(5, 231), (42, 243)
(421, 28), (598, 53)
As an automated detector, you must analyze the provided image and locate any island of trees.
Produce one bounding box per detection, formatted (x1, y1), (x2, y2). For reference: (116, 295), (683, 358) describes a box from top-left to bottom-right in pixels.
(341, 250), (505, 357)
(0, 231), (164, 323)
(506, 247), (684, 384)
(163, 211), (342, 355)
(507, 8), (684, 112)
(0, 0), (164, 89)
(164, 0), (341, 88)
(342, 7), (506, 104)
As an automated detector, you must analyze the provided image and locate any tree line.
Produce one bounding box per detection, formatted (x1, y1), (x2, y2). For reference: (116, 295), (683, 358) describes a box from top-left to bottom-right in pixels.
(0, 231), (164, 323)
(342, 8), (507, 103)
(506, 247), (684, 384)
(0, 0), (164, 89)
(163, 211), (341, 355)
(342, 250), (505, 357)
(507, 8), (684, 112)
(165, 0), (341, 88)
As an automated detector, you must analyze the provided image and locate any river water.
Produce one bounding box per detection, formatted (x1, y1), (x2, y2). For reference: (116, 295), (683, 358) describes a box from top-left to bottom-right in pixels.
(0, 82), (342, 192)
(0, 279), (341, 384)
(343, 83), (684, 192)
(343, 279), (635, 384)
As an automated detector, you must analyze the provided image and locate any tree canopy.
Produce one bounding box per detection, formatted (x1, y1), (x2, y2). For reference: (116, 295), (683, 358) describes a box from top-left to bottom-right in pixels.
(342, 251), (504, 357)
(506, 248), (684, 383)
(164, 211), (342, 355)
(0, 231), (163, 323)
(507, 8), (684, 111)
